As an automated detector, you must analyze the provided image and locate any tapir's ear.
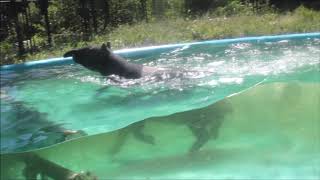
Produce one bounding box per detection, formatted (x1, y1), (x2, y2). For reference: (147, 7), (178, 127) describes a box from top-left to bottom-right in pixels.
(106, 42), (111, 49)
(101, 43), (107, 50)
(101, 43), (112, 55)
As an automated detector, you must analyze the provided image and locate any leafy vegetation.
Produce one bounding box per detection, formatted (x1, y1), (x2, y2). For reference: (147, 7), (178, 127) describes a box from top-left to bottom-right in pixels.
(1, 0), (319, 65)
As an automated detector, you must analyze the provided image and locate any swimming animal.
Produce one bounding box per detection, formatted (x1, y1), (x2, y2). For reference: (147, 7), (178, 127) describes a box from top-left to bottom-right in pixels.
(64, 43), (166, 79)
(64, 44), (231, 154)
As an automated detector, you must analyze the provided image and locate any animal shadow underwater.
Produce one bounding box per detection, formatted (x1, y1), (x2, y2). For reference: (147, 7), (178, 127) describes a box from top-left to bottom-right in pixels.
(22, 153), (98, 180)
(110, 99), (233, 155)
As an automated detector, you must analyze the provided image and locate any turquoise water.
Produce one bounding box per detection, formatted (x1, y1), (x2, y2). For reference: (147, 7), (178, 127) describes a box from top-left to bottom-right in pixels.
(0, 36), (319, 179)
(1, 82), (319, 179)
(1, 37), (319, 154)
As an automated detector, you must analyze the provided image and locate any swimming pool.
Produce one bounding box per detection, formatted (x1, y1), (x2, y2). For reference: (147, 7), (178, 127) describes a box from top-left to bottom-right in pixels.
(1, 33), (319, 179)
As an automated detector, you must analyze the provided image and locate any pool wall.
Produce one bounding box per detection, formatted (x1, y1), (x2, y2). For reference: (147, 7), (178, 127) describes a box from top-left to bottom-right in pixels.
(1, 32), (319, 71)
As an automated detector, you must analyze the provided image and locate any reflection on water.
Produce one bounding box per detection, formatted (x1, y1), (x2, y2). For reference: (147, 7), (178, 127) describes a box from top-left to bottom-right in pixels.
(0, 98), (87, 153)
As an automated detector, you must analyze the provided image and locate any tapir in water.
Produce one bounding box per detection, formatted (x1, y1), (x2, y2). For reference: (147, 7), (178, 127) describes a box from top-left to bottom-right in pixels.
(63, 44), (231, 154)
(64, 43), (167, 79)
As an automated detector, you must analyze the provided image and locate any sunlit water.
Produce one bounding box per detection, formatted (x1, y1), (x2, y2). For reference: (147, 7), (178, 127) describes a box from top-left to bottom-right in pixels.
(0, 38), (319, 154)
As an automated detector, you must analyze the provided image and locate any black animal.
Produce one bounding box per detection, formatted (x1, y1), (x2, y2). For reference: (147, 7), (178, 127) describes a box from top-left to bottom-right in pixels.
(64, 43), (164, 79)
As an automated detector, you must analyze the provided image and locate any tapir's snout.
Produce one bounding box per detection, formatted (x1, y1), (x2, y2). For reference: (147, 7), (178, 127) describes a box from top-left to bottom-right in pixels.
(63, 50), (77, 58)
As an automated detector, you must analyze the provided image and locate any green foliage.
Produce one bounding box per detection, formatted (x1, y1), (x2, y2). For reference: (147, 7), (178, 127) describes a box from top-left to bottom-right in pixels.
(0, 39), (17, 65)
(48, 1), (81, 33)
(214, 0), (254, 16)
(164, 0), (185, 18)
(1, 0), (320, 65)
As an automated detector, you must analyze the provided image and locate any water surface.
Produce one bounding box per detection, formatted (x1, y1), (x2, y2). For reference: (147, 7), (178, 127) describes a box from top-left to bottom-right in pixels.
(0, 37), (319, 153)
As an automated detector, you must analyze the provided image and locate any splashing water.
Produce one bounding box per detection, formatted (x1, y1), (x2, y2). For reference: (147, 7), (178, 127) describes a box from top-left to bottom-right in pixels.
(0, 38), (319, 153)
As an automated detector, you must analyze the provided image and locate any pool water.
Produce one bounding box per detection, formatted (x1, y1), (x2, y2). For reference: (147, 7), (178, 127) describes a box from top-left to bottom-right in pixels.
(0, 35), (319, 179)
(1, 82), (319, 179)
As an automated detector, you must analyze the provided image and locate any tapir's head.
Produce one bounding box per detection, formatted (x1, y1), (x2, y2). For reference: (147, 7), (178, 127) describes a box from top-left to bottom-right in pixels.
(63, 43), (113, 75)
